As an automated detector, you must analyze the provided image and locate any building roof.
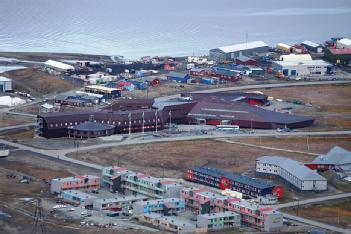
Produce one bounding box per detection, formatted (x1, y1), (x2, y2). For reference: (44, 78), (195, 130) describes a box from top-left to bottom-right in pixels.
(189, 92), (268, 102)
(337, 38), (351, 46)
(216, 41), (268, 53)
(301, 40), (322, 48)
(44, 60), (74, 71)
(188, 99), (313, 127)
(85, 85), (121, 92)
(0, 76), (11, 82)
(167, 71), (188, 78)
(52, 175), (99, 183)
(329, 48), (351, 55)
(312, 146), (351, 165)
(236, 55), (255, 62)
(274, 59), (331, 67)
(198, 211), (240, 219)
(142, 213), (196, 228)
(69, 121), (115, 132)
(279, 54), (312, 62)
(135, 198), (183, 206)
(257, 156), (327, 181)
(191, 166), (275, 190)
(62, 189), (97, 200)
(94, 195), (147, 204)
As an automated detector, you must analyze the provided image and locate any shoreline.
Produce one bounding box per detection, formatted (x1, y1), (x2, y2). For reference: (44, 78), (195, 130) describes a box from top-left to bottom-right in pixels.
(0, 51), (115, 63)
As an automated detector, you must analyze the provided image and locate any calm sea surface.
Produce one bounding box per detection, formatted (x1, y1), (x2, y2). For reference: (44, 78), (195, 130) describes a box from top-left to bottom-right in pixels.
(0, 0), (350, 59)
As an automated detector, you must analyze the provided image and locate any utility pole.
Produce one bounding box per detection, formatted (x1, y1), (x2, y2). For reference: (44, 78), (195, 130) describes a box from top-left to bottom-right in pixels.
(250, 118), (253, 132)
(306, 135), (310, 151)
(155, 110), (158, 133)
(31, 198), (47, 234)
(142, 111), (145, 136)
(169, 110), (172, 129)
(128, 112), (131, 136)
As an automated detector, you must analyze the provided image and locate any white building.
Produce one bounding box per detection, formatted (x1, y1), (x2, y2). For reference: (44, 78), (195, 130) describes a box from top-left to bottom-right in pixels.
(197, 211), (241, 230)
(210, 41), (269, 61)
(272, 59), (332, 77)
(0, 76), (12, 92)
(44, 60), (74, 72)
(62, 190), (97, 207)
(337, 38), (351, 49)
(256, 156), (327, 191)
(279, 54), (312, 62)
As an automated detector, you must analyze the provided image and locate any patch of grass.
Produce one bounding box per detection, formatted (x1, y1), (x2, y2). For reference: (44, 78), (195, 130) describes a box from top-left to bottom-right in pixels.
(321, 171), (351, 192)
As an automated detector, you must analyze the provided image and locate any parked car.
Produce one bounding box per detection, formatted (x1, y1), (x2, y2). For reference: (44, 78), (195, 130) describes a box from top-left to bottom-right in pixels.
(277, 128), (291, 132)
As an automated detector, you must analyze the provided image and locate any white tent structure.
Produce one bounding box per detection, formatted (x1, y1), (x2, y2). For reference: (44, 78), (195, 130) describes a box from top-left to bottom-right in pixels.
(44, 60), (74, 72)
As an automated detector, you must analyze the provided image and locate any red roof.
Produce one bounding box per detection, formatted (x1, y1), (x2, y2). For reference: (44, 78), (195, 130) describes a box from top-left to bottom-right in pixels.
(329, 48), (351, 55)
(136, 173), (148, 178)
(113, 167), (128, 172)
(118, 81), (133, 86)
(259, 207), (273, 212)
(160, 181), (176, 185)
(226, 198), (241, 203)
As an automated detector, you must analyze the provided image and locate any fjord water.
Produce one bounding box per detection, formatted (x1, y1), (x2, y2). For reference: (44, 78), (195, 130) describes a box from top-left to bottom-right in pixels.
(0, 0), (350, 59)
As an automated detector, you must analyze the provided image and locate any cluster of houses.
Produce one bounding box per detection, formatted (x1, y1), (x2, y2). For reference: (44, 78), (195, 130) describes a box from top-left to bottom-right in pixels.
(51, 166), (284, 233)
(48, 146), (351, 233)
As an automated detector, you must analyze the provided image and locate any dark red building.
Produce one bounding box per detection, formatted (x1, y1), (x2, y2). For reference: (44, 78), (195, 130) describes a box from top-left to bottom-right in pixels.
(186, 166), (283, 199)
(189, 68), (212, 77)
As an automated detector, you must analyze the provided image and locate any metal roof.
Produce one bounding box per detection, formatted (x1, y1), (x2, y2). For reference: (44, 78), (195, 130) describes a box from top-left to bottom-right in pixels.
(216, 41), (268, 53)
(167, 71), (188, 78)
(191, 166), (275, 189)
(94, 195), (147, 204)
(188, 100), (313, 126)
(52, 175), (99, 183)
(0, 76), (11, 82)
(198, 211), (240, 219)
(301, 40), (321, 48)
(135, 198), (183, 206)
(63, 190), (97, 199)
(236, 55), (254, 62)
(312, 146), (351, 165)
(337, 38), (351, 46)
(280, 54), (312, 62)
(142, 213), (196, 228)
(274, 59), (331, 67)
(257, 156), (327, 181)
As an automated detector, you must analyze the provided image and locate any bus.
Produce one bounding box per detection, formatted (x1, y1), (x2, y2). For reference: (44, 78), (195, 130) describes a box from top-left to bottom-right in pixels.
(216, 125), (240, 131)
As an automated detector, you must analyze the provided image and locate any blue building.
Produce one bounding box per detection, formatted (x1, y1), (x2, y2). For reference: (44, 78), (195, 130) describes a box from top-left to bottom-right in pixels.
(133, 198), (185, 216)
(167, 71), (190, 83)
(62, 190), (97, 207)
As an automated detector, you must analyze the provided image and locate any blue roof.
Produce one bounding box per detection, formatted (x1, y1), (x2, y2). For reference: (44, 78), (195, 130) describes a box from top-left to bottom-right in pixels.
(191, 166), (274, 190)
(167, 71), (188, 78)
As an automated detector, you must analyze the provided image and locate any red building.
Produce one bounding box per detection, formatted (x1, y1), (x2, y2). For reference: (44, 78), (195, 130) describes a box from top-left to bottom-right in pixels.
(186, 166), (283, 199)
(235, 56), (257, 66)
(189, 68), (212, 77)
